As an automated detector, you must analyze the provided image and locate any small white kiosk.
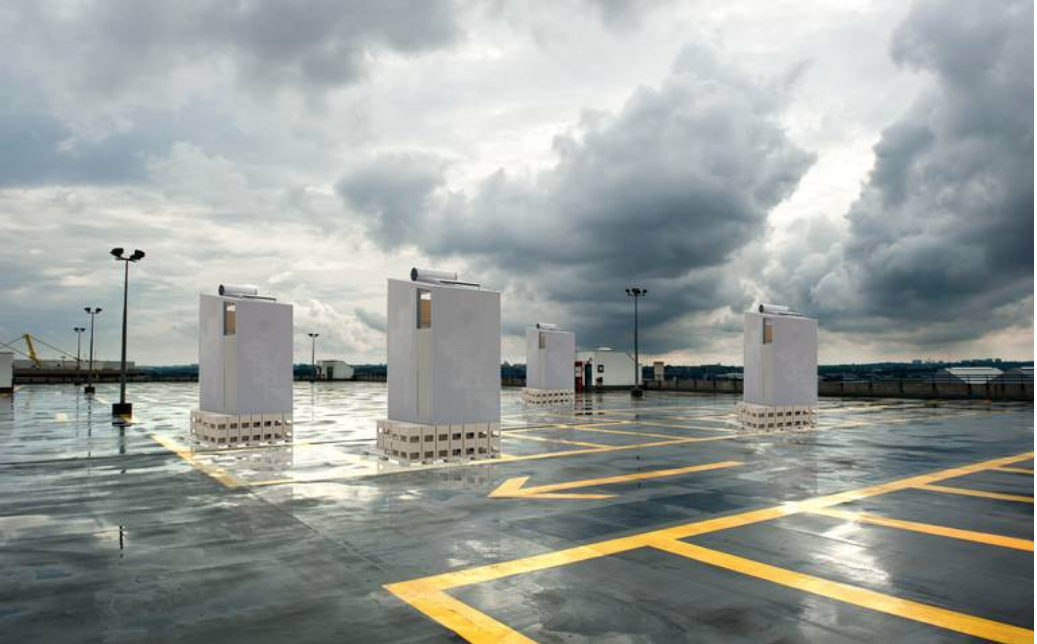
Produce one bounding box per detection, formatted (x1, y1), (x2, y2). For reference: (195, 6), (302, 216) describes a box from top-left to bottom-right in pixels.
(737, 303), (818, 430)
(376, 268), (501, 463)
(0, 351), (13, 394)
(191, 285), (294, 445)
(522, 323), (576, 406)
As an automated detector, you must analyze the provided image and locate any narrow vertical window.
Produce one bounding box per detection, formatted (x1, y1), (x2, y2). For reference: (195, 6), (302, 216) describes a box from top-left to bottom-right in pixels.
(417, 289), (431, 328)
(539, 331), (546, 349)
(224, 302), (237, 335)
(762, 318), (773, 344)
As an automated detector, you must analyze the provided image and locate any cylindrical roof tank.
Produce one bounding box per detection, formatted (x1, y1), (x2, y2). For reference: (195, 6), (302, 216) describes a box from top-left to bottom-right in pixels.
(758, 303), (791, 315)
(410, 268), (459, 284)
(219, 284), (259, 298)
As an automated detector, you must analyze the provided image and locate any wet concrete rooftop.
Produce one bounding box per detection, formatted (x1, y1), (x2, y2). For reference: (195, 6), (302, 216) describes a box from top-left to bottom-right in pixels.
(0, 383), (1032, 643)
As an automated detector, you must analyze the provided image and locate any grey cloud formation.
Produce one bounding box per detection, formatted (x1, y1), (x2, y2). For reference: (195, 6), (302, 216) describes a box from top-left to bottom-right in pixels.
(339, 46), (814, 352)
(772, 0), (1032, 344)
(5, 0), (461, 95)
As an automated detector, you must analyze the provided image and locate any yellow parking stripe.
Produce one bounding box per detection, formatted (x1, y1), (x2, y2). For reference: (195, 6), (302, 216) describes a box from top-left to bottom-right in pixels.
(505, 433), (610, 449)
(386, 581), (537, 644)
(650, 538), (1034, 644)
(810, 508), (1034, 552)
(991, 466), (1034, 475)
(151, 434), (243, 489)
(385, 451), (1034, 643)
(915, 484), (1034, 504)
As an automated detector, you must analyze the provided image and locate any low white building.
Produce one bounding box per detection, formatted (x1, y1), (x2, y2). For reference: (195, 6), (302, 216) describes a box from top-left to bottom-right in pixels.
(319, 360), (355, 381)
(738, 304), (818, 430)
(523, 323), (576, 406)
(377, 269), (501, 463)
(0, 352), (12, 393)
(935, 367), (1003, 384)
(191, 285), (294, 445)
(575, 348), (637, 389)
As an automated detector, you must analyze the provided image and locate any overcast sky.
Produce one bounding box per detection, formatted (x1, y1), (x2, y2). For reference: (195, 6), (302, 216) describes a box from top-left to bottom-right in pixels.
(0, 0), (1032, 366)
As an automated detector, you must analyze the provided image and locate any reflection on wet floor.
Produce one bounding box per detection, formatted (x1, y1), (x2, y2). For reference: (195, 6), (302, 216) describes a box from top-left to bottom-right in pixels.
(0, 383), (1031, 644)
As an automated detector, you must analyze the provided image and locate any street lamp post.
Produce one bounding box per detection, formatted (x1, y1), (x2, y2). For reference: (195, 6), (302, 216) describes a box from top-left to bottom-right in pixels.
(110, 248), (145, 419)
(73, 326), (86, 385)
(84, 308), (102, 395)
(625, 288), (648, 398)
(308, 333), (320, 382)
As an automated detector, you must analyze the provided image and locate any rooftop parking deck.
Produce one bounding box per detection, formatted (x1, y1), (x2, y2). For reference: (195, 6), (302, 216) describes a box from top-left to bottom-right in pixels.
(0, 383), (1032, 643)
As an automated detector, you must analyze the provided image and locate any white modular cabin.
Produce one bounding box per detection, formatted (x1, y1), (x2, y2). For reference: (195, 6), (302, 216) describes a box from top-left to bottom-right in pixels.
(525, 324), (575, 391)
(739, 304), (817, 429)
(198, 287), (294, 417)
(0, 352), (12, 393)
(386, 272), (501, 426)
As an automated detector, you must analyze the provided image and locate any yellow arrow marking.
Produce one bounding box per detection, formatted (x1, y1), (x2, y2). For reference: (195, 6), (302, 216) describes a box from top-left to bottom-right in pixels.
(488, 460), (741, 500)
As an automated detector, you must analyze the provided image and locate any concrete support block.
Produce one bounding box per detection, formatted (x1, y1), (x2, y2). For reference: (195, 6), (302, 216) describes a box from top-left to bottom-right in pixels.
(522, 388), (575, 407)
(375, 418), (502, 464)
(736, 401), (816, 431)
(190, 409), (293, 446)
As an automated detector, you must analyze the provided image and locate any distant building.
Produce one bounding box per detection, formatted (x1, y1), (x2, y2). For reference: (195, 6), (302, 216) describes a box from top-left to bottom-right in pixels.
(319, 360), (354, 381)
(576, 348), (637, 388)
(990, 366), (1032, 385)
(652, 361), (665, 383)
(14, 359), (132, 370)
(936, 367), (1003, 384)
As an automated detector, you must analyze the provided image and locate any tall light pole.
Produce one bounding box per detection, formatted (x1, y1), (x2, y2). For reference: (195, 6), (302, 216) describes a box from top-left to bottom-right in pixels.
(110, 248), (145, 419)
(308, 332), (320, 382)
(73, 326), (86, 384)
(625, 288), (648, 398)
(84, 307), (102, 395)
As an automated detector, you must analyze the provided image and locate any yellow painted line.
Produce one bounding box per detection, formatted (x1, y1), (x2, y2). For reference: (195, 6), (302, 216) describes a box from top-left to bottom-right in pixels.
(504, 420), (631, 434)
(504, 433), (609, 449)
(634, 420), (735, 433)
(567, 424), (693, 441)
(151, 434), (243, 489)
(650, 538), (1033, 644)
(488, 461), (741, 500)
(810, 508), (1034, 552)
(915, 484), (1034, 504)
(385, 451), (1034, 642)
(385, 580), (538, 644)
(991, 466), (1034, 475)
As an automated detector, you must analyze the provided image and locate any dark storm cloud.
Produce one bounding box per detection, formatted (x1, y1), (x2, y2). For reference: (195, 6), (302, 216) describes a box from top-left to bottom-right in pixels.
(337, 153), (448, 250)
(339, 46), (813, 352)
(775, 0), (1032, 344)
(6, 0), (462, 95)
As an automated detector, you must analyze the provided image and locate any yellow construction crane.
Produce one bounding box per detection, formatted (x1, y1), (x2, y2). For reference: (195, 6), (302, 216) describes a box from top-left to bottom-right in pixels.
(23, 334), (41, 367)
(0, 334), (73, 368)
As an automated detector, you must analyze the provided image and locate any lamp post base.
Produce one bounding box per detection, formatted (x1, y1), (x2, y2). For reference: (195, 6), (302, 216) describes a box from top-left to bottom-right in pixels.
(630, 387), (644, 398)
(112, 402), (133, 418)
(84, 385), (95, 395)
